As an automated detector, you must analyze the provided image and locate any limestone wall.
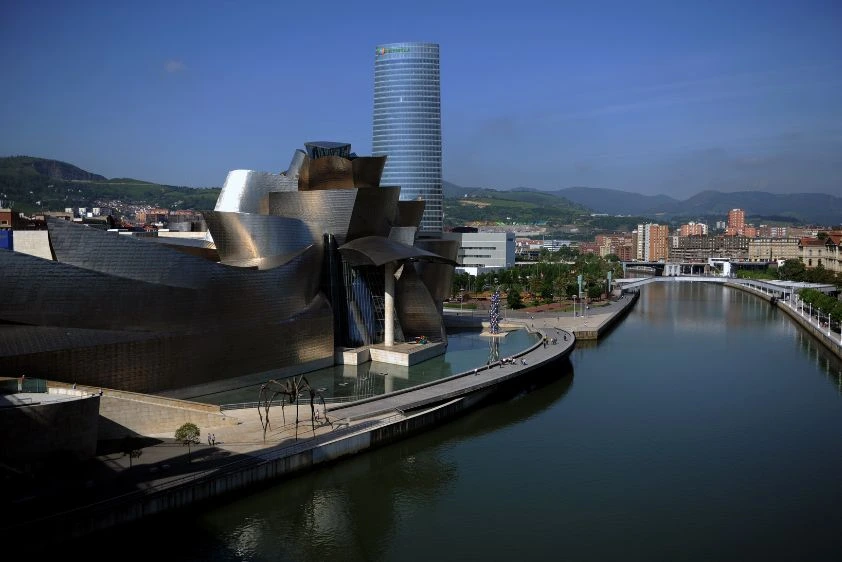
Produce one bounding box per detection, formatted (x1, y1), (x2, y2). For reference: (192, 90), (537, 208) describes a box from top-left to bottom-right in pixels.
(0, 391), (100, 463)
(12, 230), (51, 260)
(49, 382), (240, 440)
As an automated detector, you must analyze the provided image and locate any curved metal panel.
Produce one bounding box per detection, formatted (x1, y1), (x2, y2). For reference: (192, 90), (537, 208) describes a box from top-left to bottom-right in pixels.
(148, 236), (219, 262)
(352, 156), (387, 187)
(202, 211), (316, 266)
(388, 226), (417, 246)
(49, 217), (216, 289)
(396, 200), (426, 228)
(347, 186), (400, 240)
(414, 239), (459, 303)
(395, 261), (446, 343)
(0, 241), (323, 333)
(287, 149), (307, 177)
(303, 156), (354, 191)
(338, 235), (457, 267)
(0, 295), (335, 395)
(214, 170), (296, 214)
(265, 190), (358, 245)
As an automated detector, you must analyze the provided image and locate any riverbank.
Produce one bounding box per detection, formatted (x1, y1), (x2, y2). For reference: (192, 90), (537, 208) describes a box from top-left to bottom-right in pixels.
(726, 281), (842, 360)
(444, 290), (639, 340)
(3, 300), (643, 552)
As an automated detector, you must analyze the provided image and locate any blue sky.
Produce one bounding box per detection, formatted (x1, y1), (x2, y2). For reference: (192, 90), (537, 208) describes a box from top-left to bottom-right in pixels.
(1, 0), (840, 198)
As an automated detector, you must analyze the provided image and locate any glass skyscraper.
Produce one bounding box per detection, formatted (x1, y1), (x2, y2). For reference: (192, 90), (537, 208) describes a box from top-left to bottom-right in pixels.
(373, 42), (442, 233)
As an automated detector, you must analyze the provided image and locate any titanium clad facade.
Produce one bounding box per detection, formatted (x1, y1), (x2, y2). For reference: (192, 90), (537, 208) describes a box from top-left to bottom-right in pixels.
(202, 211), (317, 268)
(0, 141), (456, 396)
(373, 42), (442, 233)
(395, 262), (446, 343)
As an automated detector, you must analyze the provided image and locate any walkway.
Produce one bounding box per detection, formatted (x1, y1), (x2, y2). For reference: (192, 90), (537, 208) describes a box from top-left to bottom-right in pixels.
(3, 295), (639, 550)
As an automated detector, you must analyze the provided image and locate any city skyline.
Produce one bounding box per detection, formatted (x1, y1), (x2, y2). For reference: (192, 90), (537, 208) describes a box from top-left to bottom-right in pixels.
(1, 0), (840, 198)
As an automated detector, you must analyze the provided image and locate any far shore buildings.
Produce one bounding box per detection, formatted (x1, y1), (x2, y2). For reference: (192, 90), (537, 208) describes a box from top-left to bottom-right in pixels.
(679, 221), (708, 236)
(442, 227), (515, 275)
(634, 223), (669, 262)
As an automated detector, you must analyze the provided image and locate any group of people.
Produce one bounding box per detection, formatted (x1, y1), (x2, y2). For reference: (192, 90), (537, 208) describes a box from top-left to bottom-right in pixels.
(498, 356), (527, 366)
(207, 433), (217, 446)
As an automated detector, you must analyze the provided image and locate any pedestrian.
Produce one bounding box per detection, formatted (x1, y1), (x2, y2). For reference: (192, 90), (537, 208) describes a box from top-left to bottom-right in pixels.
(208, 433), (212, 446)
(212, 433), (216, 446)
(474, 368), (478, 376)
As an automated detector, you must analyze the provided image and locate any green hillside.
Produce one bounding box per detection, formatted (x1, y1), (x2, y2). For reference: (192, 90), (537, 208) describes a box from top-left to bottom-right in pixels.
(0, 156), (220, 214)
(444, 188), (589, 228)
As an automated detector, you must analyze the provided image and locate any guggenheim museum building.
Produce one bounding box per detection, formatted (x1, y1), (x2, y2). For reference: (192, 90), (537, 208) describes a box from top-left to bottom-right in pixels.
(0, 142), (458, 396)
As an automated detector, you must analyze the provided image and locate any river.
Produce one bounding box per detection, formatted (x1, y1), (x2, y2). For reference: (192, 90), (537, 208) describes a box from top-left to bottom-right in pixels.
(75, 282), (842, 561)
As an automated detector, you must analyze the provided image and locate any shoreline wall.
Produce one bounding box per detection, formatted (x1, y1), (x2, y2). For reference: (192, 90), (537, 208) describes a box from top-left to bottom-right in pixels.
(726, 282), (842, 361)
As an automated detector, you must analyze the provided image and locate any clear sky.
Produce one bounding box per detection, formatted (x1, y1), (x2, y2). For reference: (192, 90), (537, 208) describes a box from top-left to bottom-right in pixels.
(1, 0), (840, 198)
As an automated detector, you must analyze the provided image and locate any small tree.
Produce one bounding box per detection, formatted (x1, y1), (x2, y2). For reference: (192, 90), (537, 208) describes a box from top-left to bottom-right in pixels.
(121, 435), (143, 468)
(507, 288), (524, 309)
(175, 422), (200, 463)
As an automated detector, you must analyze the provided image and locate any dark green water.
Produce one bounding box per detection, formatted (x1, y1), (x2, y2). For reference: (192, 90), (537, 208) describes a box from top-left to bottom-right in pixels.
(84, 283), (842, 560)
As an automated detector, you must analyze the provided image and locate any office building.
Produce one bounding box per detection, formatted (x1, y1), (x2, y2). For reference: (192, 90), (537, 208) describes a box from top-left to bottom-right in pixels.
(373, 42), (442, 233)
(635, 223), (670, 261)
(442, 230), (515, 276)
(726, 209), (746, 236)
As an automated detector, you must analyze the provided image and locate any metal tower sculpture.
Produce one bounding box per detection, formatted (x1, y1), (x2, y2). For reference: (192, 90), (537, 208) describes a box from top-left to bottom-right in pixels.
(489, 289), (501, 335)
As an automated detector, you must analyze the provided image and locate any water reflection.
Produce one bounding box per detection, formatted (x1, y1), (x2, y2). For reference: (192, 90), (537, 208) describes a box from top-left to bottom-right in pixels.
(75, 362), (574, 561)
(195, 329), (541, 406)
(203, 364), (575, 562)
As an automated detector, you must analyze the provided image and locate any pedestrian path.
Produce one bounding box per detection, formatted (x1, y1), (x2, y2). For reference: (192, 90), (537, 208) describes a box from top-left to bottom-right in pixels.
(4, 294), (639, 549)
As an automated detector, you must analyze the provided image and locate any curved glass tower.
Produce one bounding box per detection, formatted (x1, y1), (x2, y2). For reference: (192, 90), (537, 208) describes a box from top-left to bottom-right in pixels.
(373, 42), (442, 233)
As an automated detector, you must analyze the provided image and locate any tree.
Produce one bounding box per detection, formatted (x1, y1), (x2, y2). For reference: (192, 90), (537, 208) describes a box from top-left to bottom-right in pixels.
(778, 259), (805, 281)
(507, 289), (524, 309)
(175, 422), (200, 463)
(121, 435), (143, 469)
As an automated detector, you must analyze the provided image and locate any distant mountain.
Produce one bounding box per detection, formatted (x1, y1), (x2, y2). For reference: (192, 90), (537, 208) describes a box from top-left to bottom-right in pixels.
(30, 158), (107, 182)
(551, 187), (679, 216)
(444, 180), (841, 226)
(667, 190), (842, 225)
(0, 156), (219, 213)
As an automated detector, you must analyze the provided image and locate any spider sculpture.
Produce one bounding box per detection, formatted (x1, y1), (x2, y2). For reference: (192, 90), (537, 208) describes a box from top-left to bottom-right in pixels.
(257, 375), (331, 441)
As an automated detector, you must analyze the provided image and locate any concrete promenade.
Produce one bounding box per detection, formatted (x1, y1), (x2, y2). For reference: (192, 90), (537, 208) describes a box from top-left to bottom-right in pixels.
(3, 293), (639, 551)
(726, 281), (842, 360)
(444, 289), (640, 340)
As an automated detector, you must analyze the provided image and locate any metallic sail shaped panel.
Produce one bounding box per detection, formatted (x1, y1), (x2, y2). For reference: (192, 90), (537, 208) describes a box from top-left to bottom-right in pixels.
(414, 238), (459, 303)
(202, 210), (316, 267)
(396, 200), (426, 228)
(265, 190), (359, 245)
(395, 262), (446, 343)
(338, 235), (457, 268)
(214, 169), (297, 214)
(346, 186), (400, 240)
(351, 156), (387, 187)
(303, 156), (354, 191)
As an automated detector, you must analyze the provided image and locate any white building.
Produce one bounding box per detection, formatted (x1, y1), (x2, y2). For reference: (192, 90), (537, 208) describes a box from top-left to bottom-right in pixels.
(442, 231), (515, 276)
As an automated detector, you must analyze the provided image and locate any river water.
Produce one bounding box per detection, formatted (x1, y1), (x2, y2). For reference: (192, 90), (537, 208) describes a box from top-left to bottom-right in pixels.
(82, 282), (842, 561)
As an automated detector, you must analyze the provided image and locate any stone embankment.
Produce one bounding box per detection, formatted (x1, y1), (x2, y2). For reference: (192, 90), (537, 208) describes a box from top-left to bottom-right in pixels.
(726, 281), (842, 360)
(4, 293), (640, 551)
